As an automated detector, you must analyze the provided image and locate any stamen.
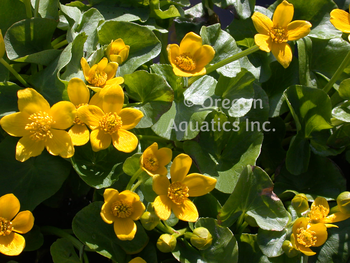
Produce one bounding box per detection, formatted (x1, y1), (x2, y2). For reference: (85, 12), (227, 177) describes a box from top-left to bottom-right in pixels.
(0, 217), (13, 236)
(90, 70), (108, 87)
(308, 205), (328, 224)
(175, 54), (196, 72)
(168, 182), (189, 205)
(297, 227), (317, 247)
(111, 200), (133, 218)
(25, 111), (55, 141)
(144, 155), (159, 172)
(99, 112), (122, 134)
(269, 27), (288, 43)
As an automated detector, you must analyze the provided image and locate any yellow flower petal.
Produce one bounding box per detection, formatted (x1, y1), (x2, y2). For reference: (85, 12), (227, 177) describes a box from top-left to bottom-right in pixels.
(330, 9), (350, 33)
(272, 0), (294, 28)
(152, 175), (170, 196)
(167, 44), (180, 69)
(153, 195), (172, 221)
(67, 78), (90, 106)
(270, 42), (293, 68)
(0, 232), (25, 256)
(308, 223), (328, 247)
(111, 129), (138, 153)
(119, 190), (139, 203)
(325, 212), (350, 223)
(100, 189), (120, 224)
(312, 197), (329, 215)
(78, 105), (104, 130)
(46, 129), (74, 158)
(254, 34), (272, 53)
(105, 77), (124, 86)
(182, 174), (216, 197)
(119, 108), (144, 130)
(156, 147), (172, 167)
(170, 154), (192, 183)
(130, 200), (146, 221)
(0, 194), (20, 221)
(172, 199), (198, 222)
(193, 45), (216, 71)
(68, 124), (90, 146)
(251, 12), (273, 35)
(172, 66), (199, 77)
(104, 62), (119, 80)
(103, 188), (119, 203)
(90, 129), (111, 152)
(0, 112), (30, 137)
(287, 20), (312, 41)
(17, 88), (50, 116)
(179, 32), (203, 56)
(102, 84), (124, 115)
(297, 245), (316, 256)
(113, 217), (137, 240)
(12, 211), (34, 234)
(80, 57), (91, 80)
(50, 101), (76, 130)
(97, 57), (108, 72)
(129, 257), (147, 263)
(16, 135), (45, 162)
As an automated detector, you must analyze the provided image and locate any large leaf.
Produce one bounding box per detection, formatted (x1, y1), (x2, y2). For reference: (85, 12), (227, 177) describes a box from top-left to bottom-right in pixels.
(0, 0), (27, 35)
(50, 238), (80, 263)
(0, 136), (71, 211)
(218, 166), (289, 231)
(0, 82), (22, 117)
(98, 21), (161, 76)
(31, 0), (59, 20)
(212, 0), (255, 19)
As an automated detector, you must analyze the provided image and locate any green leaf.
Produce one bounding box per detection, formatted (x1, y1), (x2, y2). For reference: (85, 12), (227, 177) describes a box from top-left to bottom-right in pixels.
(218, 166), (289, 231)
(98, 21), (161, 76)
(0, 82), (22, 117)
(212, 0), (255, 19)
(275, 153), (346, 200)
(0, 136), (71, 210)
(327, 123), (350, 148)
(257, 228), (288, 258)
(23, 225), (44, 252)
(337, 78), (350, 100)
(4, 18), (58, 62)
(297, 37), (317, 88)
(50, 238), (80, 263)
(122, 153), (142, 176)
(150, 64), (182, 90)
(31, 0), (59, 20)
(332, 100), (350, 122)
(72, 201), (149, 260)
(71, 144), (131, 189)
(284, 85), (333, 138)
(0, 0), (27, 35)
(285, 133), (311, 175)
(172, 218), (238, 263)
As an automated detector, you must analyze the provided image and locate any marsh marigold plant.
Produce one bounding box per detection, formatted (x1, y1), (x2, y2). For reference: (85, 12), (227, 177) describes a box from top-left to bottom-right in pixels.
(167, 32), (215, 77)
(251, 0), (312, 68)
(0, 88), (76, 162)
(106, 39), (130, 64)
(0, 194), (34, 256)
(330, 6), (350, 40)
(141, 142), (172, 176)
(100, 189), (145, 240)
(152, 154), (217, 222)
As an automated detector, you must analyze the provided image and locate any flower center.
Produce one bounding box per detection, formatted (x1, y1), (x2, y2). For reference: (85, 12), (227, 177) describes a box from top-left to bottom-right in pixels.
(143, 155), (159, 172)
(297, 227), (317, 247)
(25, 111), (55, 141)
(308, 205), (328, 224)
(168, 182), (189, 205)
(269, 27), (288, 43)
(111, 200), (133, 218)
(175, 54), (196, 72)
(90, 70), (108, 87)
(99, 112), (122, 134)
(0, 217), (13, 236)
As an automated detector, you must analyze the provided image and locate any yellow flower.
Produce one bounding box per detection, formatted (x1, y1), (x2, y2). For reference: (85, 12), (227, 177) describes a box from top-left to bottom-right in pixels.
(141, 142), (172, 176)
(152, 154), (217, 222)
(251, 0), (312, 68)
(330, 6), (350, 40)
(0, 194), (34, 256)
(291, 217), (327, 256)
(106, 39), (130, 64)
(80, 57), (122, 89)
(167, 32), (215, 77)
(0, 30), (5, 59)
(100, 189), (145, 240)
(77, 84), (143, 152)
(0, 88), (76, 162)
(129, 257), (146, 263)
(307, 197), (350, 227)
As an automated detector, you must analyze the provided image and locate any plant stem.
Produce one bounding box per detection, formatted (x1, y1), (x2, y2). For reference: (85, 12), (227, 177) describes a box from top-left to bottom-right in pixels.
(130, 178), (144, 192)
(53, 40), (68, 49)
(34, 0), (40, 17)
(323, 50), (350, 94)
(51, 34), (66, 47)
(188, 45), (260, 85)
(302, 254), (309, 263)
(23, 0), (33, 18)
(0, 58), (28, 87)
(125, 167), (144, 191)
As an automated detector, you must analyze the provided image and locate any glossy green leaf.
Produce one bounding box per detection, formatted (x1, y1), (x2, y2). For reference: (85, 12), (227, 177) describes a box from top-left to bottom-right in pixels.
(327, 123), (350, 148)
(218, 166), (289, 231)
(98, 21), (161, 76)
(0, 82), (22, 117)
(0, 0), (27, 35)
(337, 78), (350, 100)
(0, 136), (71, 211)
(332, 100), (350, 122)
(150, 64), (183, 90)
(285, 133), (311, 175)
(297, 37), (317, 88)
(31, 0), (59, 20)
(257, 228), (288, 258)
(122, 153), (142, 176)
(212, 0), (255, 19)
(23, 225), (44, 252)
(50, 238), (80, 263)
(72, 201), (148, 260)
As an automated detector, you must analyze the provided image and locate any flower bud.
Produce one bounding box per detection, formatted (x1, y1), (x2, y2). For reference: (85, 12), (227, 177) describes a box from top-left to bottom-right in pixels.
(106, 39), (130, 65)
(291, 193), (309, 213)
(140, 211), (160, 231)
(157, 234), (177, 253)
(190, 227), (213, 250)
(282, 240), (299, 258)
(337, 191), (350, 214)
(0, 30), (5, 59)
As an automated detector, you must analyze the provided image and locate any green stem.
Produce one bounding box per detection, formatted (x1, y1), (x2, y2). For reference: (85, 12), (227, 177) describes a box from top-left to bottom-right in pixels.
(0, 58), (28, 87)
(156, 221), (175, 234)
(126, 167), (144, 191)
(130, 178), (143, 192)
(188, 45), (260, 86)
(137, 135), (170, 143)
(34, 0), (40, 17)
(53, 40), (68, 49)
(51, 34), (66, 47)
(323, 50), (350, 94)
(302, 254), (309, 263)
(23, 0), (33, 18)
